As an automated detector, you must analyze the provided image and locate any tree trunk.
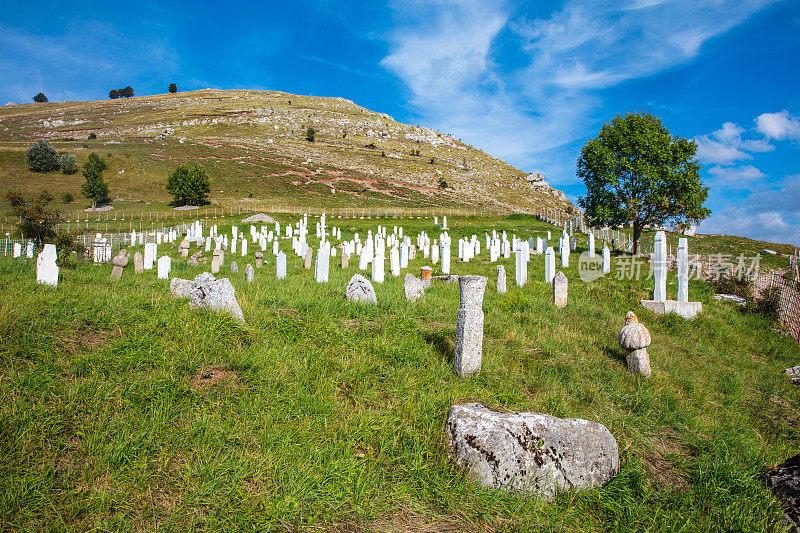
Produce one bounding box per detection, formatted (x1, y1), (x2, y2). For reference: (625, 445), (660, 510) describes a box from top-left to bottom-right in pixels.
(632, 220), (642, 256)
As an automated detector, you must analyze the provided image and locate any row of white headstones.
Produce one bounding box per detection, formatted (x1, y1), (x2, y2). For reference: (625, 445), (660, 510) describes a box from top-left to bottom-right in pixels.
(30, 214), (692, 306)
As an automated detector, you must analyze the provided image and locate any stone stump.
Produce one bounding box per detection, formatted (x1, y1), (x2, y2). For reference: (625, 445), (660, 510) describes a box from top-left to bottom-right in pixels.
(496, 265), (506, 294)
(245, 264), (254, 282)
(111, 250), (129, 280)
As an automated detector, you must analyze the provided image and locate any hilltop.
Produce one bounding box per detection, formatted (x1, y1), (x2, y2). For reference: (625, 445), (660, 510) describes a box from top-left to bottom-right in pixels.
(0, 89), (572, 213)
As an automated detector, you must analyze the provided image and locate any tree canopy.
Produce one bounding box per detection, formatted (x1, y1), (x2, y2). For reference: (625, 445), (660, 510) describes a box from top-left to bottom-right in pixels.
(109, 89), (120, 99)
(33, 93), (48, 103)
(577, 111), (710, 254)
(6, 190), (59, 243)
(169, 83), (178, 93)
(166, 163), (211, 206)
(81, 153), (110, 208)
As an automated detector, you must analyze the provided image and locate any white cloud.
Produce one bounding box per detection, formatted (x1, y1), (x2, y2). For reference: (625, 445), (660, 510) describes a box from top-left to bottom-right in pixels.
(694, 120), (774, 165)
(756, 110), (800, 141)
(699, 174), (800, 246)
(708, 164), (765, 183)
(380, 0), (778, 177)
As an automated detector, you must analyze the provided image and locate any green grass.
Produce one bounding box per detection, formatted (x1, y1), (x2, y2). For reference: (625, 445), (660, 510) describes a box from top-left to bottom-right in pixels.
(0, 215), (797, 531)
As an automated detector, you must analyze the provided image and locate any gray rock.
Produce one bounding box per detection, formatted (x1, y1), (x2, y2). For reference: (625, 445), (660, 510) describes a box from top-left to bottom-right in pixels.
(111, 250), (129, 280)
(432, 275), (460, 283)
(766, 454), (800, 531)
(787, 366), (800, 385)
(170, 277), (192, 298)
(189, 272), (244, 322)
(404, 273), (425, 302)
(345, 273), (377, 305)
(446, 403), (619, 499)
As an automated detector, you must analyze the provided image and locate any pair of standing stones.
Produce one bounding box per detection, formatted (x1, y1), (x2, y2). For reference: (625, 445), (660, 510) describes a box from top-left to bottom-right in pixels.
(495, 265), (568, 308)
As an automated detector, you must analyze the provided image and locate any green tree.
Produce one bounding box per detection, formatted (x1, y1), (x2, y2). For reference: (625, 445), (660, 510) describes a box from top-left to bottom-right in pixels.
(305, 127), (316, 142)
(81, 153), (110, 208)
(118, 86), (134, 98)
(166, 163), (211, 206)
(577, 111), (710, 255)
(109, 89), (120, 99)
(33, 92), (48, 103)
(26, 140), (60, 172)
(60, 154), (78, 175)
(169, 83), (178, 93)
(6, 190), (60, 243)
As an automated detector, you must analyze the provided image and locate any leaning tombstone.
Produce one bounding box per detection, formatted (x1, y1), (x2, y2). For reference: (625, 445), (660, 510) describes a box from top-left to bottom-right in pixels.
(454, 275), (487, 378)
(553, 271), (568, 308)
(345, 273), (377, 304)
(36, 244), (59, 286)
(110, 250), (129, 280)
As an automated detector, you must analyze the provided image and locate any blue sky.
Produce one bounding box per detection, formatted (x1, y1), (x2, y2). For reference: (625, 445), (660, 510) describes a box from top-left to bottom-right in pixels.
(2, 0), (799, 245)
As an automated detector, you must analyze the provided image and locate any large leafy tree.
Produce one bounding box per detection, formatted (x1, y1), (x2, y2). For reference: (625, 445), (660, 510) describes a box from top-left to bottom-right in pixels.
(578, 111), (710, 255)
(6, 190), (60, 243)
(33, 92), (48, 103)
(166, 163), (210, 206)
(168, 83), (178, 93)
(81, 153), (110, 208)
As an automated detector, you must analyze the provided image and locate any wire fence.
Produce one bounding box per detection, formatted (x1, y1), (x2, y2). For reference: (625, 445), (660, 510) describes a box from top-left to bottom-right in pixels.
(753, 270), (800, 342)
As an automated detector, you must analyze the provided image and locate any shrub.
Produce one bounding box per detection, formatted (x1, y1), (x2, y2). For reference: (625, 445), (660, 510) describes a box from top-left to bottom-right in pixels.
(33, 93), (48, 103)
(748, 285), (781, 321)
(60, 154), (78, 175)
(109, 89), (120, 99)
(26, 140), (60, 172)
(6, 190), (59, 243)
(365, 143), (377, 149)
(61, 193), (74, 204)
(88, 133), (97, 140)
(438, 178), (448, 189)
(81, 153), (110, 208)
(53, 232), (84, 268)
(306, 127), (316, 142)
(166, 163), (211, 206)
(169, 83), (178, 94)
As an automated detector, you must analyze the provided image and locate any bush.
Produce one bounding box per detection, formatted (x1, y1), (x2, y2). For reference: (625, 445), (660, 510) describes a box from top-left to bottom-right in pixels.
(81, 153), (110, 208)
(748, 285), (781, 321)
(306, 127), (316, 142)
(60, 154), (78, 175)
(6, 190), (60, 243)
(109, 89), (120, 99)
(61, 193), (74, 204)
(26, 140), (60, 172)
(438, 178), (448, 189)
(33, 93), (48, 103)
(53, 232), (84, 268)
(169, 83), (178, 93)
(88, 133), (97, 140)
(166, 163), (211, 206)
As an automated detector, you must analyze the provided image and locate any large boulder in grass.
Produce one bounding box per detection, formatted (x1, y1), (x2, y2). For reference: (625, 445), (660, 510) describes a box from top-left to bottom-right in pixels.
(170, 277), (192, 298)
(189, 272), (244, 322)
(767, 454), (800, 531)
(446, 403), (618, 499)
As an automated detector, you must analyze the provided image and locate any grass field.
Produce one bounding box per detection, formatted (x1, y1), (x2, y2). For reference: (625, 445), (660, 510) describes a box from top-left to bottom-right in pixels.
(1, 215), (798, 531)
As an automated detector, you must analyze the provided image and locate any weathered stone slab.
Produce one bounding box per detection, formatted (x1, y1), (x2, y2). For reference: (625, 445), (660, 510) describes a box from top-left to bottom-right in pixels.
(133, 252), (144, 274)
(345, 274), (377, 305)
(454, 275), (486, 378)
(189, 272), (244, 322)
(36, 244), (58, 286)
(446, 402), (619, 498)
(170, 277), (192, 298)
(640, 299), (702, 319)
(766, 454), (800, 531)
(553, 271), (568, 308)
(404, 273), (425, 302)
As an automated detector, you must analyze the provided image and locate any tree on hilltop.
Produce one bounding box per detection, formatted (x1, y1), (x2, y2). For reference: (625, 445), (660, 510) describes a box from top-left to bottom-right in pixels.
(26, 140), (60, 172)
(118, 86), (134, 98)
(169, 83), (178, 94)
(578, 111), (710, 255)
(109, 89), (120, 99)
(81, 153), (110, 208)
(166, 163), (210, 206)
(33, 93), (48, 103)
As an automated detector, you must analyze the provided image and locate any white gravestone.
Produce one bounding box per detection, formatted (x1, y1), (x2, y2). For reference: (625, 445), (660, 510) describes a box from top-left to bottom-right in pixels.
(36, 244), (58, 286)
(276, 251), (287, 279)
(157, 255), (171, 280)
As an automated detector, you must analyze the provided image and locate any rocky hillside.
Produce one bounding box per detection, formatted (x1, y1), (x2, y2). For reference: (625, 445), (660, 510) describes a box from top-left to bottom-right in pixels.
(0, 89), (571, 212)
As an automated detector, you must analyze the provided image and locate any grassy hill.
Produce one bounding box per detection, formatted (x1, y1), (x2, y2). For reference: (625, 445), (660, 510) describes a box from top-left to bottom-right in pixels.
(0, 90), (571, 214)
(1, 214), (797, 531)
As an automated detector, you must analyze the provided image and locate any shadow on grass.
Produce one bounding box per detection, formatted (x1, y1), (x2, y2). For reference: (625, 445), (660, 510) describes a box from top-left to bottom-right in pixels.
(423, 331), (455, 365)
(603, 346), (628, 368)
